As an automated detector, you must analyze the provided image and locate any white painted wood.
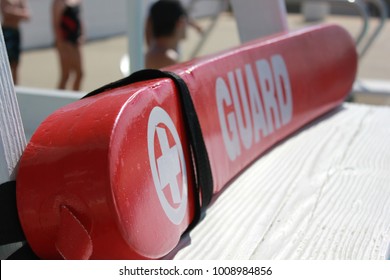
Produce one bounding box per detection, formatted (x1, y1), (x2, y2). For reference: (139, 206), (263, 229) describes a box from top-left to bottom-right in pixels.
(0, 25), (27, 259)
(0, 27), (26, 183)
(230, 0), (288, 42)
(171, 104), (390, 260)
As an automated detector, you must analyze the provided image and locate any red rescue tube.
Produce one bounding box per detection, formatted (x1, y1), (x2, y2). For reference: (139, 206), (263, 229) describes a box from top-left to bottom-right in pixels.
(16, 24), (357, 259)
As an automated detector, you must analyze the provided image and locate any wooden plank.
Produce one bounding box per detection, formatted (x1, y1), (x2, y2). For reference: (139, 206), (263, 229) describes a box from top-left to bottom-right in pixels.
(171, 104), (390, 260)
(0, 25), (27, 259)
(0, 27), (26, 182)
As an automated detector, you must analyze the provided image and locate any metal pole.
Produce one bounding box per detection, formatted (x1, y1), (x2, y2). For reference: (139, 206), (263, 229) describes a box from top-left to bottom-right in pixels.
(127, 0), (145, 74)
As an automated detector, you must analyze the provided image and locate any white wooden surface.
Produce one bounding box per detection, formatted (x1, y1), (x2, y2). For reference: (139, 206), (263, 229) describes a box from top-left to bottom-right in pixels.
(0, 26), (27, 259)
(170, 103), (390, 260)
(0, 30), (26, 185)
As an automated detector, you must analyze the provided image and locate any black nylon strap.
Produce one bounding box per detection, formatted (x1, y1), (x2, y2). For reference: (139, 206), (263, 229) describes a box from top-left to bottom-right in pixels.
(83, 69), (214, 227)
(0, 180), (39, 259)
(0, 69), (212, 259)
(0, 181), (25, 245)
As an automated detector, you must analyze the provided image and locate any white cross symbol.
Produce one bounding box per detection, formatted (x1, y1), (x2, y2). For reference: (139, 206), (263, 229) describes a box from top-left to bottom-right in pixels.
(148, 106), (187, 225)
(156, 127), (181, 204)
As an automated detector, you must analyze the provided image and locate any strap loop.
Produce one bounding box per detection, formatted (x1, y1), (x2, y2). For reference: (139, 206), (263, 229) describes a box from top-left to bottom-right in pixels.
(0, 181), (39, 259)
(0, 181), (25, 245)
(0, 69), (213, 259)
(83, 69), (214, 228)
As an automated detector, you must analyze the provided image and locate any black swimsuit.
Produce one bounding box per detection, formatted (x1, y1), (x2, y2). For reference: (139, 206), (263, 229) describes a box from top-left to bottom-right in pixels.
(3, 26), (21, 63)
(60, 4), (81, 45)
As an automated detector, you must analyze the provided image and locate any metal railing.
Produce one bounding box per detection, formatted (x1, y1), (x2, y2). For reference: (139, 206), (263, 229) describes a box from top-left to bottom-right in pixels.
(185, 0), (230, 59)
(186, 0), (388, 59)
(299, 0), (388, 58)
(358, 0), (388, 57)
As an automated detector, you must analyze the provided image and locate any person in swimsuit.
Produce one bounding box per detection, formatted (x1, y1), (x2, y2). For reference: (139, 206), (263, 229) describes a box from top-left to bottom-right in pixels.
(144, 0), (203, 54)
(145, 0), (189, 69)
(1, 0), (31, 84)
(52, 0), (84, 91)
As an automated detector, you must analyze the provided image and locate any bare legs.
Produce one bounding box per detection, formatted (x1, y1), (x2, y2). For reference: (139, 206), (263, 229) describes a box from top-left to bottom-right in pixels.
(56, 41), (83, 91)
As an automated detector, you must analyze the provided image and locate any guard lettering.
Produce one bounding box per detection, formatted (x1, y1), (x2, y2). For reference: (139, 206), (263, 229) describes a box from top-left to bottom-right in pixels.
(216, 54), (293, 161)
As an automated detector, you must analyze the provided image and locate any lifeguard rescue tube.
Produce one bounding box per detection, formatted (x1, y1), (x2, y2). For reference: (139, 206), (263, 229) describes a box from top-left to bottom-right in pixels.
(16, 24), (357, 259)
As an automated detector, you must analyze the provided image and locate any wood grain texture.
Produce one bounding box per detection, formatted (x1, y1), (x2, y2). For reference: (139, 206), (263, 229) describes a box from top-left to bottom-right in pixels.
(0, 26), (26, 182)
(171, 104), (390, 260)
(0, 25), (27, 259)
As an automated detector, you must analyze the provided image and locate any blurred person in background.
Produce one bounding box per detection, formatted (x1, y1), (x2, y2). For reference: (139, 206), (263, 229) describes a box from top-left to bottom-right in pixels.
(145, 0), (196, 69)
(145, 0), (202, 48)
(52, 0), (84, 91)
(1, 0), (31, 84)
